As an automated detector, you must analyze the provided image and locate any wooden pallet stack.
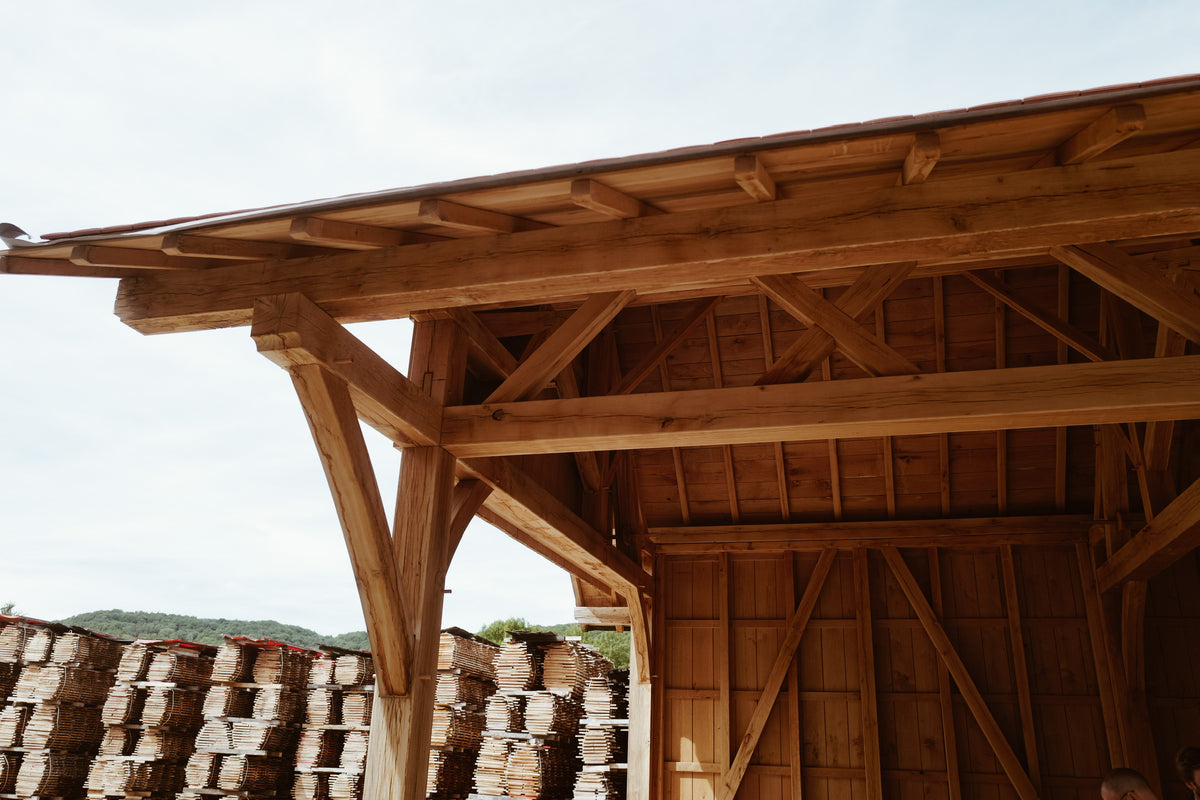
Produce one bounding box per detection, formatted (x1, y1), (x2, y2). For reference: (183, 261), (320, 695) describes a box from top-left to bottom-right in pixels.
(0, 617), (124, 800)
(181, 638), (313, 800)
(86, 638), (216, 800)
(427, 629), (496, 800)
(291, 647), (374, 800)
(572, 670), (628, 800)
(470, 633), (608, 800)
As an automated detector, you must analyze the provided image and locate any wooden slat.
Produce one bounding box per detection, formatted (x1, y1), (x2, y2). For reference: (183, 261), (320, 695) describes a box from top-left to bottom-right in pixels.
(0, 255), (143, 278)
(485, 290), (635, 403)
(854, 550), (882, 800)
(417, 198), (550, 233)
(162, 233), (338, 260)
(574, 606), (632, 626)
(901, 132), (941, 185)
(717, 549), (836, 800)
(70, 245), (211, 270)
(442, 355), (1200, 457)
(570, 178), (655, 219)
(290, 216), (443, 247)
(616, 296), (722, 394)
(927, 549), (962, 800)
(753, 273), (919, 376)
(965, 269), (1118, 362)
(1075, 541), (1126, 766)
(1052, 242), (1200, 343)
(287, 363), (411, 696)
(1097, 475), (1200, 589)
(114, 148), (1200, 332)
(1000, 545), (1041, 790)
(251, 293), (442, 446)
(1057, 104), (1146, 165)
(880, 547), (1040, 800)
(757, 262), (916, 385)
(442, 307), (519, 380)
(734, 155), (776, 201)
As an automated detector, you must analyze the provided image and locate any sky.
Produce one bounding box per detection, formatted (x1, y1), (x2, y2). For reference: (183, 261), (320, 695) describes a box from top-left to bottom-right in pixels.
(1, 1), (1198, 638)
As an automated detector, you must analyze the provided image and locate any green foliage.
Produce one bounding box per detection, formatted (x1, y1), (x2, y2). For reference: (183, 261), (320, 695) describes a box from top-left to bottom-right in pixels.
(58, 609), (369, 650)
(476, 618), (630, 669)
(1, 602), (15, 616)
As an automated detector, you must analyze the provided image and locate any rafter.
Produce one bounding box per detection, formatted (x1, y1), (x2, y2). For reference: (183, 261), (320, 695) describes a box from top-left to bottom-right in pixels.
(1057, 104), (1146, 165)
(486, 290), (635, 404)
(570, 178), (657, 219)
(752, 273), (918, 377)
(901, 132), (941, 185)
(1097, 475), (1200, 589)
(162, 233), (339, 260)
(733, 154), (776, 201)
(440, 307), (520, 381)
(290, 216), (445, 248)
(417, 198), (551, 234)
(1051, 242), (1200, 343)
(616, 296), (722, 394)
(114, 148), (1200, 332)
(443, 355), (1200, 457)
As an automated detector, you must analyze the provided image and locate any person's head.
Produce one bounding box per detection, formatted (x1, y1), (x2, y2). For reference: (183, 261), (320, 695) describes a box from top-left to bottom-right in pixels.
(1101, 769), (1159, 800)
(1176, 747), (1200, 796)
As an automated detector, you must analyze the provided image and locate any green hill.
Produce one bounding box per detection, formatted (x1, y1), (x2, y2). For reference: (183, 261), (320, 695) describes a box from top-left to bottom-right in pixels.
(59, 609), (370, 650)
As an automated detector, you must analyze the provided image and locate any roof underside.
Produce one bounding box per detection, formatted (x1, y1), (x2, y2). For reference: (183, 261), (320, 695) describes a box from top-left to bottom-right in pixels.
(5, 76), (1200, 596)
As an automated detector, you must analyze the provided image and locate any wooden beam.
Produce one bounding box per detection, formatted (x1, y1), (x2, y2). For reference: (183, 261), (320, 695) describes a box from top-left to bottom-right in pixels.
(717, 549), (835, 800)
(570, 179), (656, 219)
(1075, 541), (1127, 766)
(753, 273), (919, 377)
(251, 293), (442, 447)
(417, 198), (551, 234)
(486, 290), (635, 404)
(71, 245), (214, 271)
(114, 148), (1200, 332)
(290, 216), (444, 248)
(733, 154), (776, 202)
(447, 479), (492, 557)
(1000, 546), (1041, 791)
(757, 262), (916, 385)
(287, 363), (411, 696)
(1051, 242), (1200, 343)
(901, 132), (941, 185)
(965, 270), (1118, 362)
(574, 606), (632, 627)
(162, 233), (338, 260)
(927, 550), (963, 800)
(442, 355), (1200, 457)
(1097, 475), (1200, 589)
(881, 547), (1040, 800)
(616, 296), (722, 395)
(1057, 104), (1146, 165)
(441, 307), (519, 381)
(646, 515), (1091, 551)
(854, 550), (883, 800)
(0, 255), (143, 279)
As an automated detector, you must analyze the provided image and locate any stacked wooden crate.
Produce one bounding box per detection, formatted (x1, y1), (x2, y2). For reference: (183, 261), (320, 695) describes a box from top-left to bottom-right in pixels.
(291, 647), (374, 800)
(471, 633), (608, 800)
(86, 639), (216, 800)
(427, 629), (496, 800)
(181, 638), (313, 800)
(572, 670), (628, 800)
(0, 617), (123, 800)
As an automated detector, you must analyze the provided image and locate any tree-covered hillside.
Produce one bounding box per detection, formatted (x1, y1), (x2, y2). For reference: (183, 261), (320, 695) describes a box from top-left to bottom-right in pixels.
(59, 609), (370, 650)
(476, 617), (630, 669)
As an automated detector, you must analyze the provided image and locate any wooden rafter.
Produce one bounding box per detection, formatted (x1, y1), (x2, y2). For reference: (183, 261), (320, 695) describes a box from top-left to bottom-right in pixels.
(717, 549), (836, 800)
(616, 296), (721, 394)
(441, 307), (520, 380)
(1096, 475), (1200, 589)
(447, 479), (493, 556)
(443, 355), (1200, 457)
(881, 547), (1040, 800)
(901, 132), (941, 185)
(1057, 104), (1146, 165)
(290, 216), (444, 248)
(1000, 546), (1041, 790)
(733, 154), (776, 201)
(162, 233), (338, 260)
(752, 273), (919, 377)
(854, 550), (883, 800)
(417, 198), (551, 233)
(927, 549), (962, 800)
(113, 148), (1200, 332)
(570, 178), (658, 219)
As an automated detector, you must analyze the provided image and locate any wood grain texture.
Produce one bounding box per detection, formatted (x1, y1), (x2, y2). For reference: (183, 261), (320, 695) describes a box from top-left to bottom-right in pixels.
(1097, 475), (1200, 588)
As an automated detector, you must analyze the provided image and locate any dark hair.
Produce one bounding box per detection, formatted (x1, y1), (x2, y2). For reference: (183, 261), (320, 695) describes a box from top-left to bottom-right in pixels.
(1176, 747), (1200, 784)
(1103, 769), (1152, 795)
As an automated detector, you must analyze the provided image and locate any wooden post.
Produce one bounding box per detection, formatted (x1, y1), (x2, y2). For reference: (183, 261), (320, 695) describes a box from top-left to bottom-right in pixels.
(365, 318), (467, 800)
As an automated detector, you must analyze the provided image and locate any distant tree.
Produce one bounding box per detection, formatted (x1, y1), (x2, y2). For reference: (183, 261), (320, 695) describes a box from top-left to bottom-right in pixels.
(1, 602), (15, 616)
(476, 617), (532, 645)
(474, 617), (630, 668)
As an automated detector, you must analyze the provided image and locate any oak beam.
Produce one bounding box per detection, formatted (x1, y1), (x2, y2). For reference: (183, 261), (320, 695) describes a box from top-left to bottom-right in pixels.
(287, 363), (412, 696)
(1096, 476), (1200, 589)
(717, 549), (835, 800)
(251, 293), (442, 447)
(1051, 243), (1200, 343)
(854, 550), (883, 800)
(881, 548), (1040, 800)
(447, 479), (492, 557)
(115, 148), (1200, 333)
(574, 606), (632, 627)
(290, 216), (445, 248)
(417, 198), (551, 234)
(570, 179), (656, 219)
(616, 296), (722, 395)
(733, 155), (776, 201)
(441, 307), (519, 381)
(486, 290), (635, 404)
(901, 132), (941, 185)
(442, 355), (1200, 457)
(162, 233), (338, 260)
(752, 273), (919, 377)
(1057, 104), (1146, 165)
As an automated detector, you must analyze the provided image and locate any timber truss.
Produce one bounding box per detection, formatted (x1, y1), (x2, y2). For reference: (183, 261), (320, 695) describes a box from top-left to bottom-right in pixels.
(5, 76), (1200, 800)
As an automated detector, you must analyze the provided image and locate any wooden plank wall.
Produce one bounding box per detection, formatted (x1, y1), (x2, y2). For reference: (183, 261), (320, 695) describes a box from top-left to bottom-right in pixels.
(657, 545), (1154, 800)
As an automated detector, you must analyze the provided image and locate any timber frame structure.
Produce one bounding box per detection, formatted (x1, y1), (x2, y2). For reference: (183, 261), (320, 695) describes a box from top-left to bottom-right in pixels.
(6, 75), (1200, 800)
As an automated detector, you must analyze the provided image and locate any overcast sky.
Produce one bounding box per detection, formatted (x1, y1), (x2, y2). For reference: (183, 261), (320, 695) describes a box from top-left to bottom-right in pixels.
(2, 1), (1197, 637)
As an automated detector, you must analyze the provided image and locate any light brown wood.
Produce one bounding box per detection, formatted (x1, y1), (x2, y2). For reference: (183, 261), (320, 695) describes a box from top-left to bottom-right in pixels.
(573, 606), (633, 626)
(447, 479), (492, 557)
(734, 154), (777, 201)
(717, 549), (836, 800)
(1051, 242), (1200, 343)
(1000, 546), (1041, 790)
(1075, 541), (1126, 767)
(854, 550), (882, 800)
(443, 355), (1200, 457)
(927, 549), (962, 800)
(417, 198), (549, 233)
(286, 363), (411, 696)
(901, 132), (941, 185)
(162, 233), (337, 260)
(753, 273), (919, 377)
(1097, 475), (1200, 588)
(114, 148), (1200, 332)
(1057, 104), (1146, 165)
(251, 293), (442, 446)
(617, 296), (722, 394)
(443, 307), (519, 380)
(71, 245), (207, 271)
(485, 290), (635, 404)
(570, 178), (654, 218)
(880, 547), (1040, 800)
(290, 216), (442, 247)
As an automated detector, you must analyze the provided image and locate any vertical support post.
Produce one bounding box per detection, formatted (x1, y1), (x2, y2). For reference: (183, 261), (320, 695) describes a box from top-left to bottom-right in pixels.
(854, 549), (882, 800)
(365, 318), (466, 800)
(627, 558), (658, 800)
(717, 553), (733, 774)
